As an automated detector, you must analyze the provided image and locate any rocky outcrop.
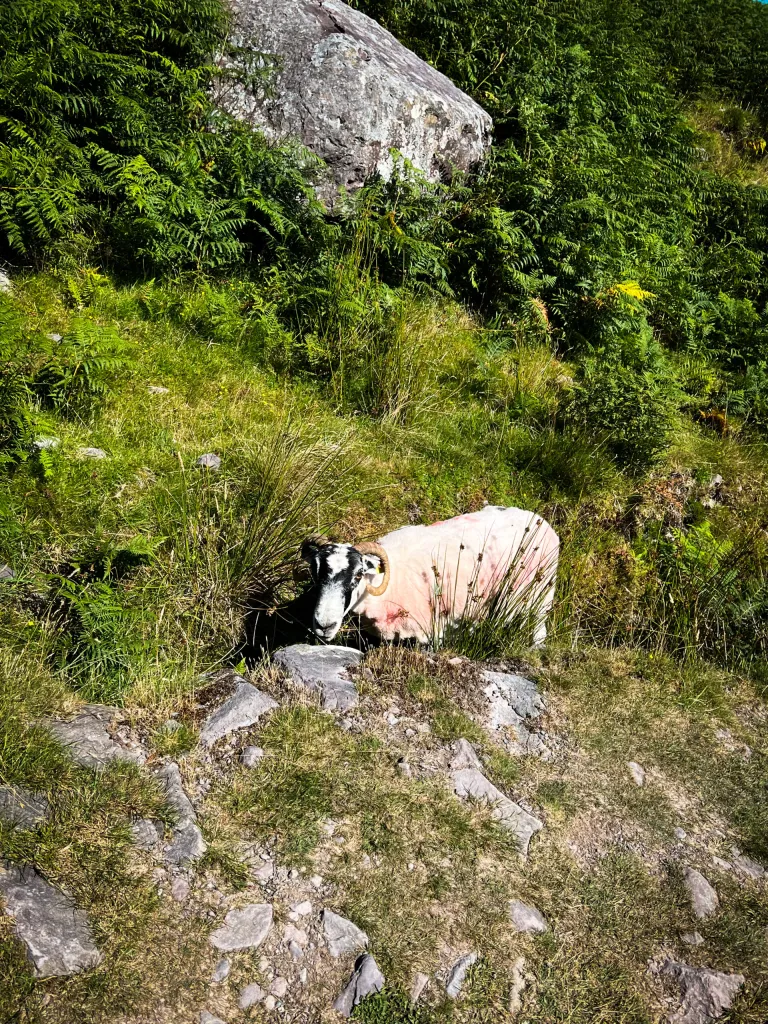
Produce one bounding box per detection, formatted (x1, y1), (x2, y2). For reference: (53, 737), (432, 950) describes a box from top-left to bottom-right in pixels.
(216, 0), (492, 203)
(273, 644), (362, 711)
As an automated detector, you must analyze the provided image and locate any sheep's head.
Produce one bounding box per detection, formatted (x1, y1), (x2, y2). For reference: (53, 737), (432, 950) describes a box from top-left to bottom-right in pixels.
(300, 538), (389, 641)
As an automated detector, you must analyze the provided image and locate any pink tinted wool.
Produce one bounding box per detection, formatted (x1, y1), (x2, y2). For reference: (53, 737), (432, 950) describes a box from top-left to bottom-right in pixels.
(356, 506), (559, 642)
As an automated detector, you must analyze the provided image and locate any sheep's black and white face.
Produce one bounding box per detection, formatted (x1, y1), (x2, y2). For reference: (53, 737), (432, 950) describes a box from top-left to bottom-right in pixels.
(301, 540), (380, 641)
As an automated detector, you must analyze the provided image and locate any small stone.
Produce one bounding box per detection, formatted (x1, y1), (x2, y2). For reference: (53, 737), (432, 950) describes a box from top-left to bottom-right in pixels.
(405, 728), (416, 738)
(239, 983), (265, 1009)
(253, 862), (274, 883)
(287, 911), (299, 922)
(674, 828), (688, 841)
(77, 447), (107, 460)
(397, 759), (412, 777)
(171, 877), (190, 902)
(449, 738), (483, 771)
(0, 786), (50, 829)
(322, 909), (369, 958)
(656, 959), (744, 1024)
(284, 924), (308, 946)
(289, 941), (303, 960)
(164, 820), (206, 865)
(263, 995), (276, 1011)
(33, 436), (59, 450)
(241, 745), (265, 767)
(0, 864), (101, 976)
(452, 768), (543, 856)
(310, 875), (324, 889)
(212, 958), (231, 982)
(508, 899), (548, 934)
(199, 681), (277, 748)
(445, 952), (478, 999)
(47, 333), (62, 342)
(200, 1012), (227, 1024)
(299, 968), (308, 984)
(448, 656), (465, 665)
(0, 564), (14, 582)
(147, 385), (170, 394)
(410, 972), (429, 1003)
(509, 957), (527, 1014)
(628, 761), (646, 787)
(210, 904), (273, 951)
(683, 867), (719, 920)
(682, 932), (705, 946)
(270, 977), (288, 998)
(333, 954), (385, 1017)
(196, 453), (221, 471)
(732, 851), (765, 880)
(288, 868), (300, 880)
(291, 900), (312, 916)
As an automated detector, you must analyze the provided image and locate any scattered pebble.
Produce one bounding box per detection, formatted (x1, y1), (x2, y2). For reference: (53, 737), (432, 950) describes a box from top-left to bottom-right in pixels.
(211, 958), (231, 983)
(627, 761), (646, 787)
(681, 932), (705, 946)
(289, 941), (303, 960)
(299, 968), (308, 984)
(196, 453), (221, 471)
(508, 899), (548, 934)
(263, 995), (276, 1011)
(239, 983), (265, 1009)
(284, 924), (308, 947)
(674, 828), (687, 841)
(683, 867), (719, 920)
(253, 862), (274, 884)
(291, 900), (312, 916)
(445, 952), (478, 999)
(270, 977), (288, 998)
(310, 875), (324, 889)
(241, 746), (265, 767)
(200, 1012), (226, 1024)
(171, 877), (190, 902)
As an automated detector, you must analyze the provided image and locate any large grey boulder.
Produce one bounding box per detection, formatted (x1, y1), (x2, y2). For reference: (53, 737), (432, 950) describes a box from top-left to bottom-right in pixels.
(0, 864), (101, 977)
(656, 960), (744, 1024)
(273, 644), (363, 711)
(46, 705), (144, 769)
(216, 0), (492, 203)
(0, 786), (50, 829)
(452, 768), (543, 856)
(333, 954), (385, 1016)
(199, 680), (277, 747)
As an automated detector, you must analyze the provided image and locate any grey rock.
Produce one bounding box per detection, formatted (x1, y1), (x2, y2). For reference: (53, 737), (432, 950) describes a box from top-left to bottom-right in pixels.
(731, 851), (765, 880)
(508, 899), (548, 934)
(333, 954), (385, 1017)
(171, 876), (190, 902)
(130, 818), (161, 850)
(683, 867), (719, 920)
(154, 762), (207, 865)
(322, 909), (368, 957)
(196, 453), (221, 471)
(200, 1013), (227, 1024)
(241, 745), (265, 767)
(452, 768), (543, 856)
(0, 863), (101, 977)
(33, 436), (60, 450)
(674, 828), (688, 841)
(253, 861), (274, 883)
(210, 903), (273, 951)
(681, 932), (704, 946)
(199, 681), (277, 747)
(273, 644), (363, 712)
(0, 786), (50, 829)
(483, 670), (545, 723)
(445, 952), (478, 999)
(409, 972), (429, 1003)
(628, 761), (646, 786)
(509, 956), (527, 1014)
(47, 333), (62, 342)
(0, 564), (15, 581)
(263, 995), (276, 1011)
(212, 957), (231, 982)
(46, 705), (144, 768)
(657, 959), (744, 1024)
(0, 269), (12, 292)
(77, 447), (107, 460)
(271, 976), (288, 997)
(216, 0), (491, 205)
(449, 738), (483, 771)
(147, 385), (170, 394)
(164, 820), (206, 865)
(239, 982), (265, 1008)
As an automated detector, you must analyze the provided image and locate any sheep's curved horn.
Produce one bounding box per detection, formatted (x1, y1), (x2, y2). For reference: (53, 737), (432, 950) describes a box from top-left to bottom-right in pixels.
(356, 541), (390, 597)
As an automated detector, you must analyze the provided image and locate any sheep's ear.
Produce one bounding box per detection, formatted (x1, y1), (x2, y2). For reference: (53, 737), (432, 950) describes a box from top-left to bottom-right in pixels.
(301, 537), (323, 562)
(361, 553), (382, 578)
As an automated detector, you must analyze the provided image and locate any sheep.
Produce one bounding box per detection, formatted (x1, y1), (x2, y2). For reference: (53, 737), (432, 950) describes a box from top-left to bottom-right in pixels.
(301, 505), (559, 645)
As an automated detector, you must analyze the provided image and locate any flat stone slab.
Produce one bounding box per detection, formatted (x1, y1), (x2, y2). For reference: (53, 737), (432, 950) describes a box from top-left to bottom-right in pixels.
(482, 671), (550, 756)
(273, 645), (363, 712)
(46, 705), (144, 769)
(508, 899), (548, 934)
(0, 786), (50, 829)
(210, 903), (273, 951)
(683, 867), (719, 920)
(452, 768), (543, 856)
(449, 738), (483, 771)
(322, 909), (369, 957)
(333, 954), (385, 1016)
(130, 818), (161, 851)
(77, 447), (107, 460)
(0, 863), (101, 977)
(656, 959), (744, 1024)
(154, 762), (206, 864)
(199, 680), (277, 747)
(445, 952), (478, 999)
